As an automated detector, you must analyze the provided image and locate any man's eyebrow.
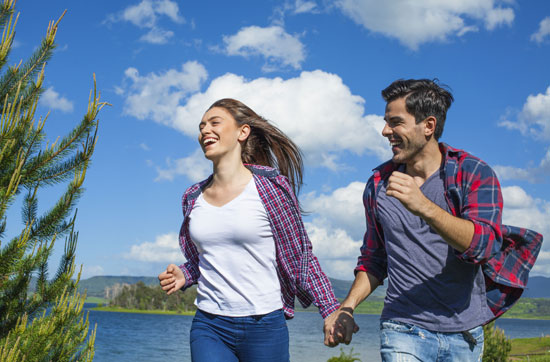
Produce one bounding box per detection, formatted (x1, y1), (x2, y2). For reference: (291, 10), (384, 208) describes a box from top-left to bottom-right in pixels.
(384, 115), (402, 122)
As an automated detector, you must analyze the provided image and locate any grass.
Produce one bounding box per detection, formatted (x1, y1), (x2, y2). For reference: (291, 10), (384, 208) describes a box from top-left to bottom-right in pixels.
(84, 296), (109, 304)
(509, 336), (550, 361)
(91, 306), (196, 316)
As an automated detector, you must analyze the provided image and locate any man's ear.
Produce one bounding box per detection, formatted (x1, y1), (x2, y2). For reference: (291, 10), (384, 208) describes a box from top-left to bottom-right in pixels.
(424, 116), (437, 138)
(238, 124), (251, 142)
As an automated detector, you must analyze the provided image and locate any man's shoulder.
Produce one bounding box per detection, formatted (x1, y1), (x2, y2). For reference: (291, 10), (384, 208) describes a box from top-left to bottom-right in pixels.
(441, 143), (493, 174)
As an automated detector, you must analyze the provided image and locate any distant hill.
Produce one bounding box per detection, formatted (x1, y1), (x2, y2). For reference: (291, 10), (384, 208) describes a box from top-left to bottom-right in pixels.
(74, 274), (548, 300)
(328, 278), (386, 299)
(78, 276), (159, 298)
(522, 276), (550, 298)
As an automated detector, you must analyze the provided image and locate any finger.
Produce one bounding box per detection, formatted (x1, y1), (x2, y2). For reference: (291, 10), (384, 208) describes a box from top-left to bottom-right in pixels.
(162, 281), (176, 291)
(160, 277), (175, 286)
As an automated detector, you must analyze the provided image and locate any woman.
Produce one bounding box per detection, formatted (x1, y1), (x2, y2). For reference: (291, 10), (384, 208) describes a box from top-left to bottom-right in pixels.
(158, 98), (339, 362)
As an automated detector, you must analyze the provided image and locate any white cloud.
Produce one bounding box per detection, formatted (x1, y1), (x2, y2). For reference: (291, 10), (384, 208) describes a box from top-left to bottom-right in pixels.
(334, 0), (515, 50)
(39, 87), (74, 113)
(80, 265), (104, 279)
(493, 165), (530, 181)
(532, 251), (550, 276)
(304, 181), (366, 240)
(107, 0), (183, 44)
(306, 223), (362, 279)
(155, 148), (212, 182)
(121, 61), (208, 126)
(501, 186), (550, 276)
(301, 181), (366, 279)
(500, 86), (550, 140)
(121, 64), (390, 170)
(223, 25), (305, 71)
(294, 0), (318, 14)
(125, 232), (185, 263)
(140, 28), (174, 44)
(494, 147), (550, 182)
(531, 16), (550, 44)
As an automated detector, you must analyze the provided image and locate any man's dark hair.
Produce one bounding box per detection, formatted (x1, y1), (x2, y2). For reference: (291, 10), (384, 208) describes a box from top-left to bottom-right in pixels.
(381, 79), (454, 140)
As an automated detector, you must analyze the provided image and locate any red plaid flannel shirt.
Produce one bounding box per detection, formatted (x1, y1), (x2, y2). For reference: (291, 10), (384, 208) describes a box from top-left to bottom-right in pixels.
(356, 143), (543, 319)
(178, 164), (339, 319)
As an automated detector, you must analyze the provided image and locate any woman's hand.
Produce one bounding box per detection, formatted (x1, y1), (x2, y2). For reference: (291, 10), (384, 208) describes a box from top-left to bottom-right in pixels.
(158, 264), (186, 295)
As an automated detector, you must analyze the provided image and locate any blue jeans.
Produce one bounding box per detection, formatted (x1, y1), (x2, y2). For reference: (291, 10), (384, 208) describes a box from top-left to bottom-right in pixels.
(190, 309), (289, 362)
(380, 319), (484, 362)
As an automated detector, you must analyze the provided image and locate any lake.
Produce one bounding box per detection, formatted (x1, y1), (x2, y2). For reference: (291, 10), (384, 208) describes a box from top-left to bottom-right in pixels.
(86, 306), (550, 362)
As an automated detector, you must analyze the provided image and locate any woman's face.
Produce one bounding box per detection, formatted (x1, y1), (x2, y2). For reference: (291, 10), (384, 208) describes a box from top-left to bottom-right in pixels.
(198, 107), (249, 161)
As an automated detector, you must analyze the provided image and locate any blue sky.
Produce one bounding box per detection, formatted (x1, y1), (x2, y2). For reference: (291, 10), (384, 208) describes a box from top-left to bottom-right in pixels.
(7, 0), (550, 280)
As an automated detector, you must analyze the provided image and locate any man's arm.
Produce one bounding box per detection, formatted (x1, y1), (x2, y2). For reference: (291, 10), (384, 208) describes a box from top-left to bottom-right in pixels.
(386, 171), (474, 252)
(324, 271), (381, 347)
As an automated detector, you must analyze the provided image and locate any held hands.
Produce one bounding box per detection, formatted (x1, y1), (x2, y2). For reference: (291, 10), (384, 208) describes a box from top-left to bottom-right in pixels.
(323, 307), (359, 347)
(386, 171), (430, 216)
(158, 264), (186, 295)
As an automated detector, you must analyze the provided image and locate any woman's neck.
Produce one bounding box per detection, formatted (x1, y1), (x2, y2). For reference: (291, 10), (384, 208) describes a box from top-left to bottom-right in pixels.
(211, 153), (251, 187)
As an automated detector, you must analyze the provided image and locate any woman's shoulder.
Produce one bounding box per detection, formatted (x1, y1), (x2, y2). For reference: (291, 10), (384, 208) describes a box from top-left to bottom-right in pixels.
(182, 175), (213, 202)
(245, 163), (280, 177)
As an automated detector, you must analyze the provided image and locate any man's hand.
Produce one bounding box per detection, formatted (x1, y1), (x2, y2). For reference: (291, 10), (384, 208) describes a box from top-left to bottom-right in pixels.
(386, 171), (431, 216)
(323, 307), (359, 347)
(158, 264), (186, 295)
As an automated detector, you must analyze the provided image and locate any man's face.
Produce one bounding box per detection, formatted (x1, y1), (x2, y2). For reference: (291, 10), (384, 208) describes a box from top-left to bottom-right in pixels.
(382, 97), (428, 164)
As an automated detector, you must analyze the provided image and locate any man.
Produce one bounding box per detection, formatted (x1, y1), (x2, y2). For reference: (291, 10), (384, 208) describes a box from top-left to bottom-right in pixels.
(324, 79), (542, 361)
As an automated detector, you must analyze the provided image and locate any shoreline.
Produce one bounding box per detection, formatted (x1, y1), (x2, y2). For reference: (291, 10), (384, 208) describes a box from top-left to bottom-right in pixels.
(89, 306), (549, 321)
(90, 306), (195, 316)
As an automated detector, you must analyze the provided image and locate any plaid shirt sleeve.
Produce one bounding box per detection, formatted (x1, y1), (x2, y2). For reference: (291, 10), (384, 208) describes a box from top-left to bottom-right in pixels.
(355, 173), (388, 284)
(258, 172), (340, 319)
(178, 184), (202, 290)
(449, 154), (504, 264)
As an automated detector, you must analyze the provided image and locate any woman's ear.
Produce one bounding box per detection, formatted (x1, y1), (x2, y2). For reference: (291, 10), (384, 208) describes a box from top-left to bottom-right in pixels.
(238, 124), (251, 142)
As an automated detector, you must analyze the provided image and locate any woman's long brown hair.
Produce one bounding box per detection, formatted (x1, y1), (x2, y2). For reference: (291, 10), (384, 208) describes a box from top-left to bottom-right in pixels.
(207, 98), (304, 196)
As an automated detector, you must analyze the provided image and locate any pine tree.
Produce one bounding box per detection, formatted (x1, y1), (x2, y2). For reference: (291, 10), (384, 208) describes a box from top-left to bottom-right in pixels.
(0, 1), (107, 360)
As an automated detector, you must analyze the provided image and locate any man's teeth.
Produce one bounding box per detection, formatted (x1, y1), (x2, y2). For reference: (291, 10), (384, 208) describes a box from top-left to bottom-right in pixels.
(390, 140), (401, 146)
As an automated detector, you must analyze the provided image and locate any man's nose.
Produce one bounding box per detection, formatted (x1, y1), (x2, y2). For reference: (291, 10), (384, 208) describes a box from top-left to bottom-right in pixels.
(381, 123), (392, 136)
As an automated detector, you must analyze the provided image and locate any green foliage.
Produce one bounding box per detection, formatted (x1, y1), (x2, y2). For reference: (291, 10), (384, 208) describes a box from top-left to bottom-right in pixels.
(482, 322), (512, 362)
(0, 1), (106, 360)
(109, 281), (197, 313)
(505, 298), (550, 319)
(327, 347), (361, 362)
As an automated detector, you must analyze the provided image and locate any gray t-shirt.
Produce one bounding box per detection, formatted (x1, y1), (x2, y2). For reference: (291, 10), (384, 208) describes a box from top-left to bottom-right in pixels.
(378, 166), (494, 332)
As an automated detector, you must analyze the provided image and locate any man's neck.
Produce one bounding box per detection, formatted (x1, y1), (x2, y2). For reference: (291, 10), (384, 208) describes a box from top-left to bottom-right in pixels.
(405, 141), (443, 184)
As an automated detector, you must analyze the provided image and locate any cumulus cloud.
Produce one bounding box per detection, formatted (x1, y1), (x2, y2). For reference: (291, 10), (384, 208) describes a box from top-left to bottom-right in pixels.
(501, 185), (550, 276)
(302, 181), (366, 279)
(155, 148), (211, 182)
(125, 232), (185, 263)
(494, 147), (550, 182)
(499, 86), (550, 140)
(121, 61), (208, 126)
(293, 0), (318, 14)
(106, 0), (184, 44)
(81, 265), (104, 279)
(39, 87), (74, 113)
(304, 181), (366, 239)
(306, 223), (362, 279)
(121, 64), (390, 170)
(334, 0), (515, 50)
(502, 185), (549, 245)
(222, 26), (305, 71)
(531, 16), (550, 44)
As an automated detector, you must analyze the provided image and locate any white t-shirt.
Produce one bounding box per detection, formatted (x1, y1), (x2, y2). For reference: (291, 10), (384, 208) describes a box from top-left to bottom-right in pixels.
(188, 177), (283, 316)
